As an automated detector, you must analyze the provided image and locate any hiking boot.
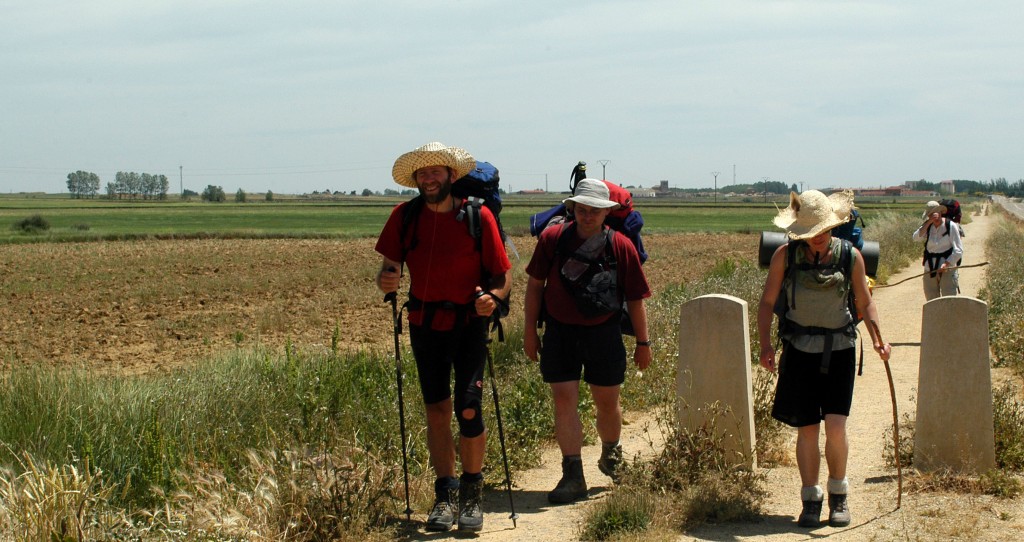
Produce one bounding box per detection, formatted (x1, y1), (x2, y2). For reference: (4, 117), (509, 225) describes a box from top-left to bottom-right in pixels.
(425, 478), (458, 532)
(798, 499), (823, 528)
(457, 474), (484, 532)
(597, 442), (624, 483)
(828, 493), (851, 527)
(548, 456), (587, 504)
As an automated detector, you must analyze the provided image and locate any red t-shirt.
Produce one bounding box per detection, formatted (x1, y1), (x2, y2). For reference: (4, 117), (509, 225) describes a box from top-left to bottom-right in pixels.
(375, 199), (511, 330)
(526, 223), (650, 326)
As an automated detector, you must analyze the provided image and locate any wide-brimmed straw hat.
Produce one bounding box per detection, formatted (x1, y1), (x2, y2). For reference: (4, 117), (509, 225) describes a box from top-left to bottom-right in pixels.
(773, 189), (855, 240)
(563, 179), (621, 211)
(391, 142), (476, 188)
(922, 200), (947, 219)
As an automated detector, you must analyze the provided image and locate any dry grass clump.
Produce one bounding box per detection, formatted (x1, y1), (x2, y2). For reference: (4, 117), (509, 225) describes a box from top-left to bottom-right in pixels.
(142, 447), (399, 541)
(0, 453), (130, 541)
(581, 404), (767, 540)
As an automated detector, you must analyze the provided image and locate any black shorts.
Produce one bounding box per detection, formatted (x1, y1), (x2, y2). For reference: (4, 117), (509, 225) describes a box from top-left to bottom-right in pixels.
(771, 341), (856, 428)
(409, 317), (487, 409)
(540, 316), (626, 386)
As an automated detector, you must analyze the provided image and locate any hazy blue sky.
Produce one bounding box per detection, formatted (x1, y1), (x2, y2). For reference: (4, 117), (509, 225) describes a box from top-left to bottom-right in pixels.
(2, 1), (1022, 195)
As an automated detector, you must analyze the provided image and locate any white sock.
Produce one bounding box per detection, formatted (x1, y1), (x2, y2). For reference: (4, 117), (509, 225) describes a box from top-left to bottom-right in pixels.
(827, 477), (849, 495)
(801, 485), (823, 502)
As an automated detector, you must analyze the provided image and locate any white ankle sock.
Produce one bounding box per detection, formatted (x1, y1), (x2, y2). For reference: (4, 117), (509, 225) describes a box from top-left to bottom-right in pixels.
(801, 485), (823, 502)
(827, 477), (849, 495)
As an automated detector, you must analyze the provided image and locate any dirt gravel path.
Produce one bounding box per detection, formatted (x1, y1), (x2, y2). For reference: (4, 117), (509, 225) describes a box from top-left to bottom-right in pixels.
(401, 207), (1024, 541)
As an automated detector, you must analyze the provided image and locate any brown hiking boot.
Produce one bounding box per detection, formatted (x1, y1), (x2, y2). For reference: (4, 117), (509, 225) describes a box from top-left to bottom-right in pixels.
(597, 442), (624, 482)
(828, 493), (851, 527)
(548, 456), (587, 504)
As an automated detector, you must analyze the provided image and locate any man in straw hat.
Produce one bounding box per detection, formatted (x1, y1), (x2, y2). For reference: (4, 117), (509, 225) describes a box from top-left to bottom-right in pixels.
(523, 179), (652, 503)
(757, 189), (891, 528)
(912, 200), (963, 300)
(375, 142), (512, 532)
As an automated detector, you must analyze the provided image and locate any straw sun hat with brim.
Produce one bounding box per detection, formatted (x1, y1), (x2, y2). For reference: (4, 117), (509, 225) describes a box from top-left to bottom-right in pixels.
(562, 179), (621, 211)
(922, 200), (947, 219)
(391, 142), (476, 188)
(773, 189), (855, 240)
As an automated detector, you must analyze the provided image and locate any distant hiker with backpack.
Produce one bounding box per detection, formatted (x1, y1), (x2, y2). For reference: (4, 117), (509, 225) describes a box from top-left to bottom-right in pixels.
(757, 190), (891, 529)
(374, 142), (512, 533)
(523, 178), (652, 504)
(913, 200), (964, 300)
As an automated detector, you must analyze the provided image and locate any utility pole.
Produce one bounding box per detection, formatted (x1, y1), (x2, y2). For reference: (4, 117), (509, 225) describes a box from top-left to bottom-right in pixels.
(598, 159), (610, 180)
(179, 165), (183, 198)
(763, 176), (769, 203)
(800, 181), (804, 193)
(711, 171), (720, 204)
(545, 173), (548, 193)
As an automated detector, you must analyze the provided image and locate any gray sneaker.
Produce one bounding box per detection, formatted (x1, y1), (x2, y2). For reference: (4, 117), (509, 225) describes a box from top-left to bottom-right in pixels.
(828, 493), (851, 527)
(548, 456), (587, 504)
(597, 443), (624, 482)
(457, 476), (484, 532)
(798, 499), (822, 528)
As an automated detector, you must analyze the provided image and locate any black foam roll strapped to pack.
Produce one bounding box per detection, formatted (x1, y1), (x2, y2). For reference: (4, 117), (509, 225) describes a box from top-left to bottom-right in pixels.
(758, 231), (879, 278)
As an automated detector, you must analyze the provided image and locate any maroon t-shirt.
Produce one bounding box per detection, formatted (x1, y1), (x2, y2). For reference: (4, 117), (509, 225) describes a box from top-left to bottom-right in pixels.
(376, 199), (511, 330)
(526, 223), (650, 326)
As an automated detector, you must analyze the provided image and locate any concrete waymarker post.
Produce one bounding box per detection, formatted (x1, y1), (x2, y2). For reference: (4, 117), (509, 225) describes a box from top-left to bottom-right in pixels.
(915, 296), (995, 473)
(677, 294), (756, 469)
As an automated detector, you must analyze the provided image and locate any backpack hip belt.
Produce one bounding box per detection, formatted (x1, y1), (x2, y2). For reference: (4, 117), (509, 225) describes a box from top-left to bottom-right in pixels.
(405, 293), (476, 330)
(923, 246), (954, 278)
(779, 320), (857, 374)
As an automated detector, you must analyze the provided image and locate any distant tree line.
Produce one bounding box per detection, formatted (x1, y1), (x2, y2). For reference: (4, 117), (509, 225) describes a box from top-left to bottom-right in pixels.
(106, 172), (170, 200)
(66, 171), (101, 199)
(907, 178), (1024, 197)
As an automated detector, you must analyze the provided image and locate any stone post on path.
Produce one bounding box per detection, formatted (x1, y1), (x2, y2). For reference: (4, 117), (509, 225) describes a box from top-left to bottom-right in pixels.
(677, 294), (757, 470)
(914, 296), (995, 473)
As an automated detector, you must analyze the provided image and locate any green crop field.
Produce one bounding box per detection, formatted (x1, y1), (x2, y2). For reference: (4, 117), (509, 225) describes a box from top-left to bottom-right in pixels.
(0, 193), (936, 243)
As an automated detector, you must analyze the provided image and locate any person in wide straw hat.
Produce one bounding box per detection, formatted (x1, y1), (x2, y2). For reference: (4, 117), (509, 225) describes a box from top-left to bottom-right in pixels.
(375, 141), (511, 533)
(913, 199), (963, 300)
(523, 178), (652, 504)
(757, 189), (891, 529)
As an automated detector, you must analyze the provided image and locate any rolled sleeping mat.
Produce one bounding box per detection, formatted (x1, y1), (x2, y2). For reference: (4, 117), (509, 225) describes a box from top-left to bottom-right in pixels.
(758, 231), (879, 278)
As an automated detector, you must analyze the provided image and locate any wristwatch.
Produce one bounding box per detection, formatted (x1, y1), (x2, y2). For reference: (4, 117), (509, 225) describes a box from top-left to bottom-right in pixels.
(636, 340), (651, 347)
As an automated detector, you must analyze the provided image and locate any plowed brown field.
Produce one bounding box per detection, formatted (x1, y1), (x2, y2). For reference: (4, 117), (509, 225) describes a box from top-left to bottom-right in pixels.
(0, 232), (755, 373)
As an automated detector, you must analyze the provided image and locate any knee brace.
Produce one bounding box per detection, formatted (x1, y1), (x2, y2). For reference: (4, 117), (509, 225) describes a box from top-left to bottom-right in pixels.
(455, 398), (484, 438)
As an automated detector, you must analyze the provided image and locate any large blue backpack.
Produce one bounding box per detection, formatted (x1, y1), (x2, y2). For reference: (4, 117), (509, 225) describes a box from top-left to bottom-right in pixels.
(831, 208), (866, 250)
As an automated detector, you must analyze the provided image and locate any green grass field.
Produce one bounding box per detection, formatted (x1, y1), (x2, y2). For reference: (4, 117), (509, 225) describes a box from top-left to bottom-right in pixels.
(0, 193), (937, 243)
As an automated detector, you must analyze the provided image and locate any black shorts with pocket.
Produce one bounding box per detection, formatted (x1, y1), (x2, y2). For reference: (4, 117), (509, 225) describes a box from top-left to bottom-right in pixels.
(539, 316), (627, 386)
(771, 340), (856, 428)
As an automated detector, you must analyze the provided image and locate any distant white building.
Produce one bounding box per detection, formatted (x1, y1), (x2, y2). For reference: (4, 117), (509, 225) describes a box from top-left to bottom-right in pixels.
(631, 187), (657, 198)
(939, 180), (955, 194)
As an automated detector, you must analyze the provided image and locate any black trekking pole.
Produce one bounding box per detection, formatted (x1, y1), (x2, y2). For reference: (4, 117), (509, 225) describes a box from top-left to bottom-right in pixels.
(477, 294), (518, 527)
(384, 288), (413, 521)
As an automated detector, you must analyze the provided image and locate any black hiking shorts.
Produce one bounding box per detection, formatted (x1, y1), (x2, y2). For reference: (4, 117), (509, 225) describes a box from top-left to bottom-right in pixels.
(771, 340), (855, 427)
(539, 316), (627, 386)
(409, 317), (487, 409)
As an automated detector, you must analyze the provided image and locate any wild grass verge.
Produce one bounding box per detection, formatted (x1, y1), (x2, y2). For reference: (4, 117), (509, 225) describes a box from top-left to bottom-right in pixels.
(983, 214), (1024, 372)
(0, 342), (549, 540)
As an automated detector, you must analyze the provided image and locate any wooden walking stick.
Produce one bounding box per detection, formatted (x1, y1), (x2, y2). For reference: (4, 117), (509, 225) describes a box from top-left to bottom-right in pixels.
(868, 319), (901, 509)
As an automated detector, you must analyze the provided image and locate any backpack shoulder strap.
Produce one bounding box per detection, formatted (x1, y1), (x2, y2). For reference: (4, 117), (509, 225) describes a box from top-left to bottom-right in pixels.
(399, 196), (425, 260)
(461, 197), (484, 251)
